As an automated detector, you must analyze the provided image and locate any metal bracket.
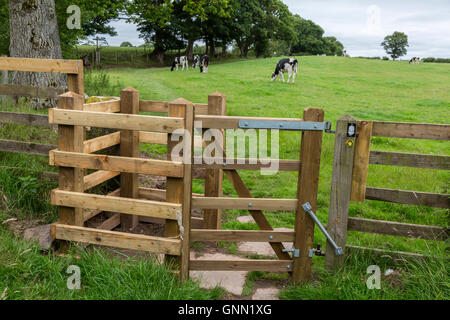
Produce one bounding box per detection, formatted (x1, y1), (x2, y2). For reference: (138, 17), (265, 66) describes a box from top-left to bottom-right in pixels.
(302, 202), (344, 256)
(282, 247), (300, 258)
(238, 120), (332, 132)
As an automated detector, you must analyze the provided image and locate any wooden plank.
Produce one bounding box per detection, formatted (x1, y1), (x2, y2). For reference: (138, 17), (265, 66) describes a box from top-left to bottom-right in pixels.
(50, 151), (184, 177)
(189, 259), (293, 272)
(346, 245), (429, 259)
(0, 84), (65, 98)
(195, 115), (304, 129)
(139, 100), (168, 113)
(51, 190), (181, 220)
(83, 189), (121, 222)
(120, 88), (140, 231)
(347, 217), (449, 241)
(195, 157), (300, 171)
(365, 187), (449, 208)
(139, 131), (202, 146)
(203, 92), (226, 229)
(139, 216), (204, 229)
(369, 151), (450, 170)
(49, 108), (184, 133)
(0, 139), (55, 156)
(224, 170), (291, 260)
(190, 229), (295, 242)
(83, 132), (120, 154)
(192, 197), (297, 211)
(293, 108), (325, 284)
(97, 213), (121, 231)
(83, 170), (120, 190)
(324, 115), (357, 272)
(165, 98), (190, 272)
(351, 120), (373, 202)
(194, 103), (209, 115)
(0, 111), (53, 127)
(372, 121), (450, 140)
(0, 57), (81, 74)
(139, 131), (168, 144)
(180, 99), (194, 281)
(139, 187), (203, 202)
(56, 92), (85, 229)
(67, 61), (84, 96)
(83, 99), (121, 113)
(51, 224), (181, 256)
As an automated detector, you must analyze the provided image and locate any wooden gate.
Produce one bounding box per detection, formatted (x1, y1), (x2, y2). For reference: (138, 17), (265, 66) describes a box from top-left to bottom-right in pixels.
(49, 88), (328, 283)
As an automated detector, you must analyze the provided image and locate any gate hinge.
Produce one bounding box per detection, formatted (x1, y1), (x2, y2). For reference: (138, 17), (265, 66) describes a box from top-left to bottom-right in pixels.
(282, 247), (300, 258)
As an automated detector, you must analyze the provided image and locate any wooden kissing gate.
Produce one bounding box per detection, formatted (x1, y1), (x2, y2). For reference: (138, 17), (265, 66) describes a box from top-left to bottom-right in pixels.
(49, 87), (330, 284)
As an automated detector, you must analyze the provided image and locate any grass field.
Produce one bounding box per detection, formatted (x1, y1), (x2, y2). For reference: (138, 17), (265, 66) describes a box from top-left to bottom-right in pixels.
(0, 56), (448, 299)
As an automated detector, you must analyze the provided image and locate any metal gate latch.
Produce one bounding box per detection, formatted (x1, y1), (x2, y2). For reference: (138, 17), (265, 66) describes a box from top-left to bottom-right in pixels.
(302, 202), (344, 256)
(308, 244), (326, 257)
(282, 247), (300, 258)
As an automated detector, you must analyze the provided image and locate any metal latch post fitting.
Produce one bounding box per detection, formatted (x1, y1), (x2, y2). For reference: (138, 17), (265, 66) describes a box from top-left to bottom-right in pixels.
(282, 247), (300, 258)
(302, 202), (344, 256)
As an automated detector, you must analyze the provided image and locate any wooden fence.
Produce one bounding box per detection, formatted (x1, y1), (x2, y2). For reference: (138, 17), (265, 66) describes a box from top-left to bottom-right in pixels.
(49, 88), (329, 284)
(325, 116), (449, 270)
(0, 56), (84, 164)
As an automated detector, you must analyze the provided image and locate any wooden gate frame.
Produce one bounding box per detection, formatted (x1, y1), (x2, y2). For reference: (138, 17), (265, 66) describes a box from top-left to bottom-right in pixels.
(49, 88), (327, 283)
(325, 116), (449, 270)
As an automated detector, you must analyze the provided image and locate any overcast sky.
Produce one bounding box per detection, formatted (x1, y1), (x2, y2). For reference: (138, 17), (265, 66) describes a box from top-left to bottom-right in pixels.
(100, 0), (450, 58)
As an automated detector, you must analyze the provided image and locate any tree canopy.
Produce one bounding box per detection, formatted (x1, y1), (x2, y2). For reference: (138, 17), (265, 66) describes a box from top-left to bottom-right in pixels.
(381, 31), (409, 60)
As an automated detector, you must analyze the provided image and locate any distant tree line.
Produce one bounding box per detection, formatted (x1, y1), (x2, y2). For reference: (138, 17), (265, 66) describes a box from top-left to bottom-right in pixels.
(0, 0), (344, 63)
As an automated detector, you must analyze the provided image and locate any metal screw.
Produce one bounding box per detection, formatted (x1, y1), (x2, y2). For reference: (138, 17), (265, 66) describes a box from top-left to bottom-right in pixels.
(287, 265), (291, 269)
(243, 122), (248, 127)
(279, 123), (284, 128)
(269, 235), (273, 240)
(223, 162), (227, 167)
(248, 202), (252, 207)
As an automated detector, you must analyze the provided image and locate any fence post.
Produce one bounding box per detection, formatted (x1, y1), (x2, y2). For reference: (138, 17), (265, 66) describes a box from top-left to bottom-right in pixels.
(166, 98), (194, 278)
(1, 55), (7, 105)
(203, 92), (226, 230)
(55, 92), (85, 228)
(293, 108), (324, 284)
(324, 115), (358, 271)
(67, 59), (84, 97)
(120, 87), (140, 232)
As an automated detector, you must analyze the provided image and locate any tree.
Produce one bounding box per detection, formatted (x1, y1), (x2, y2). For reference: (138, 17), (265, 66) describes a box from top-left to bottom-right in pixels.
(120, 41), (133, 47)
(9, 0), (66, 109)
(381, 31), (408, 60)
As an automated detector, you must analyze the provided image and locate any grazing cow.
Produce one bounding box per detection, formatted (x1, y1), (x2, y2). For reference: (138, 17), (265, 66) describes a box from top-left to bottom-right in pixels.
(200, 55), (209, 73)
(271, 58), (298, 84)
(171, 56), (189, 71)
(409, 57), (420, 64)
(192, 55), (200, 69)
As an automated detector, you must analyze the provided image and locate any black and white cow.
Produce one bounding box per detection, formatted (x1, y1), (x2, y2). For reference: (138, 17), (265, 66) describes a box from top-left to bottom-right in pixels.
(271, 58), (298, 83)
(192, 55), (200, 69)
(171, 56), (189, 71)
(409, 57), (420, 64)
(200, 55), (210, 73)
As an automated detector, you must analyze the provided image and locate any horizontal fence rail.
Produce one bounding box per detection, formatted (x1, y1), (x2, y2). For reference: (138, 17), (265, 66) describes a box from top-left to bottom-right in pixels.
(49, 150), (184, 177)
(192, 197), (298, 211)
(83, 99), (121, 113)
(0, 84), (65, 99)
(49, 108), (184, 133)
(51, 190), (182, 220)
(190, 229), (296, 242)
(365, 187), (449, 208)
(189, 259), (293, 272)
(347, 217), (449, 241)
(0, 111), (54, 127)
(0, 139), (56, 156)
(369, 150), (450, 170)
(0, 57), (82, 74)
(372, 121), (450, 140)
(52, 224), (181, 255)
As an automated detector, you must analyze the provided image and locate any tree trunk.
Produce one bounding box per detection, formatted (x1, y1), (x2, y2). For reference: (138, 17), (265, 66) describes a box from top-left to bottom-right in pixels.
(185, 37), (194, 60)
(9, 0), (67, 109)
(209, 40), (216, 58)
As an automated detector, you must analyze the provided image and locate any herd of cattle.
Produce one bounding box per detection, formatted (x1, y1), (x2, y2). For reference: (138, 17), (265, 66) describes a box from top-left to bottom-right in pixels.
(171, 54), (210, 73)
(171, 55), (299, 83)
